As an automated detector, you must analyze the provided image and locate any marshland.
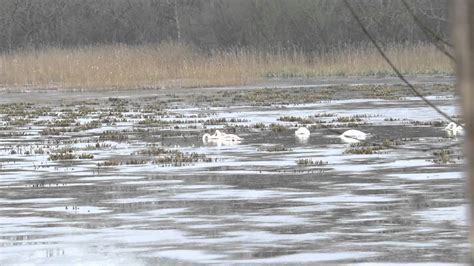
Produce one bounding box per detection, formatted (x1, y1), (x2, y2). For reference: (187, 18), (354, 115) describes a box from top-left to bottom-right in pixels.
(0, 0), (468, 265)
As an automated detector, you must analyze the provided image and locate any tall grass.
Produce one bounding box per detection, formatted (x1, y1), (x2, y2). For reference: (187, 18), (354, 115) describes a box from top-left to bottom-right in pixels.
(0, 43), (453, 89)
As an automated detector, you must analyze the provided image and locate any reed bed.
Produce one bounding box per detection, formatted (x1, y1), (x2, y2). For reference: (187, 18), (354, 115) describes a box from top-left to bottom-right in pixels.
(0, 43), (453, 89)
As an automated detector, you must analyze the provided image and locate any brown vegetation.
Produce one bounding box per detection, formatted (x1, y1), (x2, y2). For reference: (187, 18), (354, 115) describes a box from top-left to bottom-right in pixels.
(0, 43), (452, 89)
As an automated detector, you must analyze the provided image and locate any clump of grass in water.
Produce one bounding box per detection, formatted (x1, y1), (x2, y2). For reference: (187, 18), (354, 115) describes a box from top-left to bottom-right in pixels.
(135, 147), (171, 156)
(382, 138), (404, 147)
(296, 159), (328, 166)
(101, 117), (125, 125)
(78, 153), (94, 159)
(314, 112), (335, 118)
(49, 119), (76, 127)
(97, 150), (212, 168)
(138, 118), (164, 126)
(84, 142), (111, 150)
(334, 116), (363, 123)
(99, 130), (129, 142)
(270, 123), (288, 133)
(278, 116), (313, 124)
(40, 127), (72, 135)
(0, 131), (27, 137)
(258, 145), (292, 152)
(0, 103), (29, 116)
(49, 151), (76, 161)
(153, 151), (213, 167)
(235, 88), (333, 106)
(345, 138), (404, 154)
(365, 85), (399, 99)
(433, 149), (453, 164)
(125, 159), (148, 165)
(253, 123), (266, 130)
(410, 120), (445, 127)
(75, 120), (102, 131)
(345, 146), (379, 155)
(98, 160), (120, 167)
(8, 118), (30, 127)
(204, 118), (248, 125)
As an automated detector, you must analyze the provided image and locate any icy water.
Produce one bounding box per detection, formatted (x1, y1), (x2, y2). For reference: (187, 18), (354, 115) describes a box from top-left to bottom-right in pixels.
(0, 82), (468, 264)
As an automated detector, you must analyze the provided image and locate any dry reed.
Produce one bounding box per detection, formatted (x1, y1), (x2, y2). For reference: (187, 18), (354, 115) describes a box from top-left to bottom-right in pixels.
(0, 43), (453, 89)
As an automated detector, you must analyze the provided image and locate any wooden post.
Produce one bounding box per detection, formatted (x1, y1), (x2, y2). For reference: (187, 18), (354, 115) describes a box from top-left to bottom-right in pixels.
(453, 0), (474, 261)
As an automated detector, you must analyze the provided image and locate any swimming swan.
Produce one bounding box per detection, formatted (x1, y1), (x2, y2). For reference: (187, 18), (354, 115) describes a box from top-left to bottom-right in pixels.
(221, 133), (242, 142)
(295, 127), (310, 136)
(202, 131), (221, 142)
(202, 130), (242, 144)
(444, 122), (464, 137)
(339, 129), (368, 143)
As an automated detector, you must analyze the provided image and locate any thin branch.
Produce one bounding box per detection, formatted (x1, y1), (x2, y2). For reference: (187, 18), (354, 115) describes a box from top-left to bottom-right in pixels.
(401, 0), (454, 61)
(342, 0), (461, 128)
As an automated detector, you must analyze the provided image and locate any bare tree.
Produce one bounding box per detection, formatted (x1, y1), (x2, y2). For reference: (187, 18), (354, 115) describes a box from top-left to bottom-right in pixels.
(0, 0), (451, 52)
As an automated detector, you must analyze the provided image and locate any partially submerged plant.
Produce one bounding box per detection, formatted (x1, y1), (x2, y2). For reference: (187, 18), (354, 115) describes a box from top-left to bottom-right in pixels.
(334, 116), (363, 123)
(296, 158), (328, 166)
(433, 149), (453, 164)
(278, 116), (313, 124)
(345, 146), (378, 155)
(40, 127), (71, 135)
(258, 144), (291, 152)
(253, 123), (266, 130)
(9, 118), (31, 127)
(135, 147), (171, 156)
(78, 153), (94, 159)
(49, 152), (76, 161)
(98, 160), (121, 167)
(270, 123), (288, 133)
(345, 138), (404, 154)
(345, 142), (383, 155)
(382, 138), (404, 147)
(153, 151), (212, 166)
(84, 142), (111, 150)
(99, 130), (129, 142)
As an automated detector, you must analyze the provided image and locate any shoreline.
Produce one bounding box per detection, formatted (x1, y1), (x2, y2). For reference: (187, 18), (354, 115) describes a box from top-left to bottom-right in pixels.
(0, 74), (456, 93)
(0, 75), (457, 105)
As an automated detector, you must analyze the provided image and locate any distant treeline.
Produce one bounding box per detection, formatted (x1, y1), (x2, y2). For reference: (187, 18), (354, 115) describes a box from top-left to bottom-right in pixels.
(0, 0), (449, 52)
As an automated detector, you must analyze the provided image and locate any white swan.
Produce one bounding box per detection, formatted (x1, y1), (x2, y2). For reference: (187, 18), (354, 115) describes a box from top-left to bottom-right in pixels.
(221, 133), (242, 142)
(339, 129), (368, 143)
(444, 122), (464, 137)
(202, 130), (242, 144)
(339, 135), (360, 144)
(202, 130), (222, 142)
(295, 127), (310, 136)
